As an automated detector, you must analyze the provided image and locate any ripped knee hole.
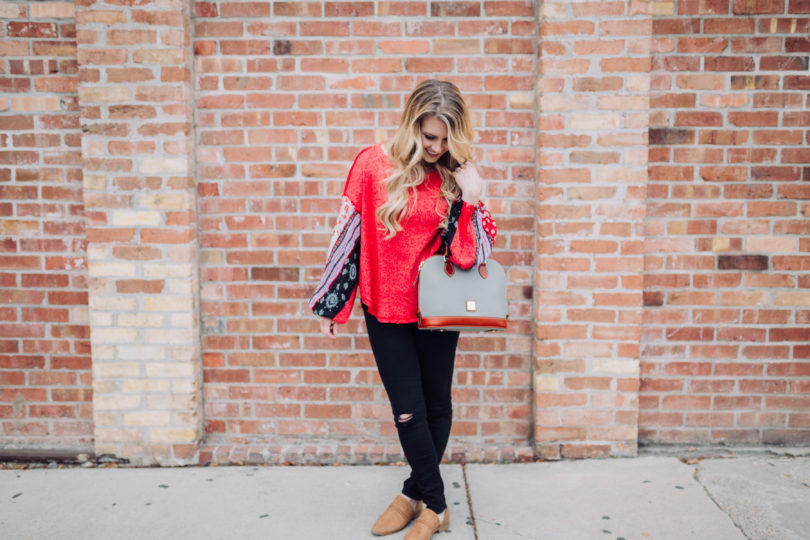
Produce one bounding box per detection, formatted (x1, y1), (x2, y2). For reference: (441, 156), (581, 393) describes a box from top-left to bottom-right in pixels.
(397, 413), (414, 423)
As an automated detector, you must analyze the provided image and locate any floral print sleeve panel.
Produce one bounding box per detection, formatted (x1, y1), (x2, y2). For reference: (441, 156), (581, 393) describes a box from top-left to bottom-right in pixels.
(443, 199), (498, 270)
(308, 148), (370, 324)
(308, 196), (361, 323)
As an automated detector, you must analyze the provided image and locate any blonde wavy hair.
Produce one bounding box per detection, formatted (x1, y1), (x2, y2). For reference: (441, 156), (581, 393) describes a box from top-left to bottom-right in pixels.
(377, 79), (475, 238)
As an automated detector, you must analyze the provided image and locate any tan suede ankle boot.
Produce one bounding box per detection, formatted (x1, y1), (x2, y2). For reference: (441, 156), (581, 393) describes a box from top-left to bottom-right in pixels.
(403, 507), (450, 540)
(371, 495), (423, 536)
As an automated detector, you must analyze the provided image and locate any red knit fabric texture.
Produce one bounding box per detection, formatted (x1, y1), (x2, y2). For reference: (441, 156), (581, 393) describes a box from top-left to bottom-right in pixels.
(330, 144), (496, 324)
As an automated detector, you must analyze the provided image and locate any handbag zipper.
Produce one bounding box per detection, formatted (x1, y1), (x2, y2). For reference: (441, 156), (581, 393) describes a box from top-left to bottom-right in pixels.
(411, 259), (427, 288)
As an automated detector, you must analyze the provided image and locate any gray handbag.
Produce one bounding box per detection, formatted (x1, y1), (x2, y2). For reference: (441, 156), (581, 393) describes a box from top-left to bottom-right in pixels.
(416, 255), (508, 332)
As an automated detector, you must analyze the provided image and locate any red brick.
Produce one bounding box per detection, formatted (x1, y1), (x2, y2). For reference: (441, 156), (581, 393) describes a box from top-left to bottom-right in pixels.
(739, 380), (788, 393)
(718, 255), (768, 271)
(685, 413), (734, 427)
(679, 0), (731, 14)
(654, 19), (702, 34)
(768, 327), (810, 342)
(220, 2), (270, 17)
(8, 22), (58, 38)
(662, 395), (712, 409)
(789, 0), (810, 12)
(204, 369), (251, 383)
(785, 75), (810, 89)
(273, 2), (323, 16)
(733, 0), (785, 13)
(430, 1), (480, 16)
(760, 56), (809, 70)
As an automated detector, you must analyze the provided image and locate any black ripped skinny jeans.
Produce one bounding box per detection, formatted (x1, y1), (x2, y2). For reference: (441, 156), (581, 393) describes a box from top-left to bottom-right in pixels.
(363, 304), (459, 514)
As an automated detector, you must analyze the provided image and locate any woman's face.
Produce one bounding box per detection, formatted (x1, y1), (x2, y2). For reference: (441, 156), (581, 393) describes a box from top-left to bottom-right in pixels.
(420, 115), (448, 164)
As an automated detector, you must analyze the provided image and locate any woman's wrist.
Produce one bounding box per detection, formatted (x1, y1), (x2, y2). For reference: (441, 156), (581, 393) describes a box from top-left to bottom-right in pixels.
(461, 191), (480, 205)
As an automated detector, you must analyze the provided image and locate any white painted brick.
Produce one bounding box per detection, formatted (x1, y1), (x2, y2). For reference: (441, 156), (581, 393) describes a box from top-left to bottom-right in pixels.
(137, 192), (194, 211)
(124, 411), (171, 426)
(167, 279), (194, 294)
(91, 327), (138, 343)
(90, 312), (113, 327)
(571, 113), (622, 130)
(139, 157), (189, 175)
(144, 328), (195, 345)
(143, 263), (193, 278)
(110, 210), (162, 227)
(172, 378), (201, 394)
(93, 362), (140, 377)
(170, 312), (194, 328)
(171, 346), (200, 362)
(92, 345), (115, 361)
(88, 262), (138, 277)
(116, 345), (166, 360)
(122, 379), (170, 393)
(593, 359), (639, 375)
(146, 363), (196, 378)
(82, 173), (107, 191)
(94, 395), (142, 411)
(149, 428), (198, 443)
(144, 295), (194, 312)
(118, 313), (165, 327)
(94, 427), (144, 442)
(93, 411), (118, 427)
(86, 244), (110, 260)
(71, 305), (90, 324)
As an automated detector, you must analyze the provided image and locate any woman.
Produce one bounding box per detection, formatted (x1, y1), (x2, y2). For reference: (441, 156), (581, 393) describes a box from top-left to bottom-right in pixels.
(309, 79), (497, 540)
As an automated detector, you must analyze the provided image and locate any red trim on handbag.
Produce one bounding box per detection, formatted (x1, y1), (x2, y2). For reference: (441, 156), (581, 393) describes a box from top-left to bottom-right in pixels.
(417, 315), (508, 330)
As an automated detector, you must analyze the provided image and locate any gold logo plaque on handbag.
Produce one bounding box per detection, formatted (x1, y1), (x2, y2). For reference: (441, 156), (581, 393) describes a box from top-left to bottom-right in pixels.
(417, 255), (508, 332)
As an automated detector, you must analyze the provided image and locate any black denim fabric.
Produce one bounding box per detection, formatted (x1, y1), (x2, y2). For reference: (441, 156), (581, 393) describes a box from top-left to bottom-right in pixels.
(362, 304), (459, 514)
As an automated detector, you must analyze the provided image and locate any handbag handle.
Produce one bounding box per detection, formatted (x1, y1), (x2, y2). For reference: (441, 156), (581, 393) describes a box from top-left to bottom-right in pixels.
(438, 229), (489, 279)
(442, 256), (489, 280)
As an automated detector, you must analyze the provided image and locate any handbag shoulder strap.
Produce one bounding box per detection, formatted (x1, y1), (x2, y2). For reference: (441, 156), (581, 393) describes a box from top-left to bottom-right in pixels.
(439, 198), (463, 259)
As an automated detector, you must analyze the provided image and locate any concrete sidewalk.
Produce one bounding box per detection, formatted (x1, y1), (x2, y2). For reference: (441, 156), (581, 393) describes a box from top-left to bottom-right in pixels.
(1, 455), (808, 540)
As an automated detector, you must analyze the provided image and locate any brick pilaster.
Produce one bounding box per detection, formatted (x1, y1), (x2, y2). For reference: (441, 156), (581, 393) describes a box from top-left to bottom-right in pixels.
(75, 0), (200, 465)
(534, 1), (652, 458)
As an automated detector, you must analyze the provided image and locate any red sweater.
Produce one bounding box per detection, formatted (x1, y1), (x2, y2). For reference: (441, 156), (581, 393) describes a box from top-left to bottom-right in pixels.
(310, 144), (497, 324)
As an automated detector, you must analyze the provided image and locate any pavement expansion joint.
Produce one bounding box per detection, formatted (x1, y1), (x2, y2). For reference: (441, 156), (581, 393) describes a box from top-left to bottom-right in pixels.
(461, 463), (478, 540)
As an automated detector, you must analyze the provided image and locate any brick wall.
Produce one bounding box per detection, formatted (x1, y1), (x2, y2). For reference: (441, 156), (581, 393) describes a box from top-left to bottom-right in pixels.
(642, 0), (810, 446)
(0, 2), (92, 452)
(193, 0), (538, 463)
(2, 0), (808, 463)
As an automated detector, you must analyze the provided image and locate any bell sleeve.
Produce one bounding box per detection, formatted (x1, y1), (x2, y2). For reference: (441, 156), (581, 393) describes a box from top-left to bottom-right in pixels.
(442, 199), (498, 270)
(308, 155), (366, 324)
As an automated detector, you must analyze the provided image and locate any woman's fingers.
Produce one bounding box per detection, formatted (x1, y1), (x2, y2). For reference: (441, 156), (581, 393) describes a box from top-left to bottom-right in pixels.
(319, 316), (337, 338)
(454, 161), (478, 178)
(452, 161), (472, 175)
(452, 163), (482, 200)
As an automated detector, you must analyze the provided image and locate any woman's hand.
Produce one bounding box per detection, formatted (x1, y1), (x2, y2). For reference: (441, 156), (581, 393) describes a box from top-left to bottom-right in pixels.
(318, 316), (338, 338)
(451, 161), (482, 204)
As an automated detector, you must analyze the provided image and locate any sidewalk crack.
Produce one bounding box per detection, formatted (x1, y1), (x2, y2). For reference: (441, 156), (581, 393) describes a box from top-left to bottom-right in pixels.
(692, 465), (751, 540)
(461, 463), (478, 540)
